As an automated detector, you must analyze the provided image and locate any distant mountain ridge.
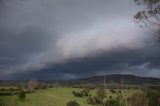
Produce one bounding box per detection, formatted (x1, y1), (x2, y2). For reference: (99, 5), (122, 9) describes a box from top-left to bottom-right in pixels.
(68, 74), (160, 85)
(0, 74), (160, 87)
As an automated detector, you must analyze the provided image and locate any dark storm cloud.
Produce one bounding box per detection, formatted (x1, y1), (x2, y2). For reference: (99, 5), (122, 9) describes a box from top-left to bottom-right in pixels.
(0, 0), (160, 79)
(4, 44), (160, 80)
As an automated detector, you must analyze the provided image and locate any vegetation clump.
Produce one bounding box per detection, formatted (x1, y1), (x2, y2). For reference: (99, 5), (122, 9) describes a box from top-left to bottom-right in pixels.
(17, 90), (26, 100)
(72, 89), (90, 97)
(66, 100), (80, 106)
(27, 79), (48, 91)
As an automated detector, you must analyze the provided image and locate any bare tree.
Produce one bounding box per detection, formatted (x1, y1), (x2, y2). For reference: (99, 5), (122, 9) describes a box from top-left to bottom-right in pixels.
(97, 86), (106, 104)
(134, 0), (160, 42)
(27, 79), (40, 91)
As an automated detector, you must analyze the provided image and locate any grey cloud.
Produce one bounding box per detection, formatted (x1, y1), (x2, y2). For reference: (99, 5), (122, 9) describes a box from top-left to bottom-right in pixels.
(3, 44), (160, 80)
(0, 0), (160, 79)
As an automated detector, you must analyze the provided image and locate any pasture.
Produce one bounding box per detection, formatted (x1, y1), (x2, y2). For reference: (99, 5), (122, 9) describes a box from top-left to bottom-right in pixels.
(0, 87), (138, 106)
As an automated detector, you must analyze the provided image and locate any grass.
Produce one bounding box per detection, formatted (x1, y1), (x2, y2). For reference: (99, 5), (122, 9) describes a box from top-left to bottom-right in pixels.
(0, 87), (139, 106)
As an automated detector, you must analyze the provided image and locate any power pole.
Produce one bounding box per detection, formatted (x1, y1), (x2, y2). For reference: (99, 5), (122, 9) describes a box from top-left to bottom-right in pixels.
(119, 76), (124, 106)
(121, 79), (124, 104)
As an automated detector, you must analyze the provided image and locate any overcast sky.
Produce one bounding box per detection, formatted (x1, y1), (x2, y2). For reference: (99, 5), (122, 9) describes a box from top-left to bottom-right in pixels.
(0, 0), (160, 80)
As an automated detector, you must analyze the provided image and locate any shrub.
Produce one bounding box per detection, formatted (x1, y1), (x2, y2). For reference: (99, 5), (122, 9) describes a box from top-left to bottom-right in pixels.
(48, 84), (53, 88)
(93, 97), (101, 104)
(81, 90), (89, 96)
(66, 100), (80, 106)
(110, 89), (116, 93)
(109, 96), (112, 100)
(17, 90), (26, 100)
(72, 91), (76, 95)
(74, 92), (83, 97)
(87, 96), (94, 105)
(72, 91), (83, 97)
(87, 96), (101, 105)
(39, 83), (47, 89)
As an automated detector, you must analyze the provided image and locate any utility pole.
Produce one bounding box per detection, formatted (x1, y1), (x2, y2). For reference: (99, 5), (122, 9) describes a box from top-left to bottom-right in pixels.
(121, 79), (124, 104)
(119, 75), (124, 106)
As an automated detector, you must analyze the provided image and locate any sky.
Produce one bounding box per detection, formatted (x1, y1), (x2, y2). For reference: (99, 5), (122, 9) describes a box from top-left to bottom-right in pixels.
(0, 0), (160, 80)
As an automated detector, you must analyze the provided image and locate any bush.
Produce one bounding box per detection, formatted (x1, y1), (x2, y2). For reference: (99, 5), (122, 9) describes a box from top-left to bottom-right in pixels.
(66, 100), (80, 106)
(17, 90), (26, 100)
(93, 97), (101, 104)
(72, 90), (89, 98)
(72, 91), (76, 95)
(39, 83), (47, 89)
(87, 96), (94, 105)
(48, 84), (53, 88)
(87, 96), (101, 105)
(110, 89), (116, 93)
(81, 90), (89, 96)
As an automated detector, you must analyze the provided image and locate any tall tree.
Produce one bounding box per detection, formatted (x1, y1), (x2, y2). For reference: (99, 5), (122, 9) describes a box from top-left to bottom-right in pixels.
(134, 0), (160, 35)
(97, 86), (106, 104)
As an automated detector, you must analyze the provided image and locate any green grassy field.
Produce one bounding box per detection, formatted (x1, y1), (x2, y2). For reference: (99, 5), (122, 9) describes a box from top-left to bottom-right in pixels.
(0, 87), (139, 106)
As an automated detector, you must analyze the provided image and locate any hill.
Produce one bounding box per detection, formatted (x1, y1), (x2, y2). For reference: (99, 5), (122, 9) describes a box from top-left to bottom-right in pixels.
(67, 74), (160, 87)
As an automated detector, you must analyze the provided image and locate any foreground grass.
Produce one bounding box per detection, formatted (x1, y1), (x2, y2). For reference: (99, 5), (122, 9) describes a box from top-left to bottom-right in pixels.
(0, 87), (93, 106)
(0, 87), (138, 106)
